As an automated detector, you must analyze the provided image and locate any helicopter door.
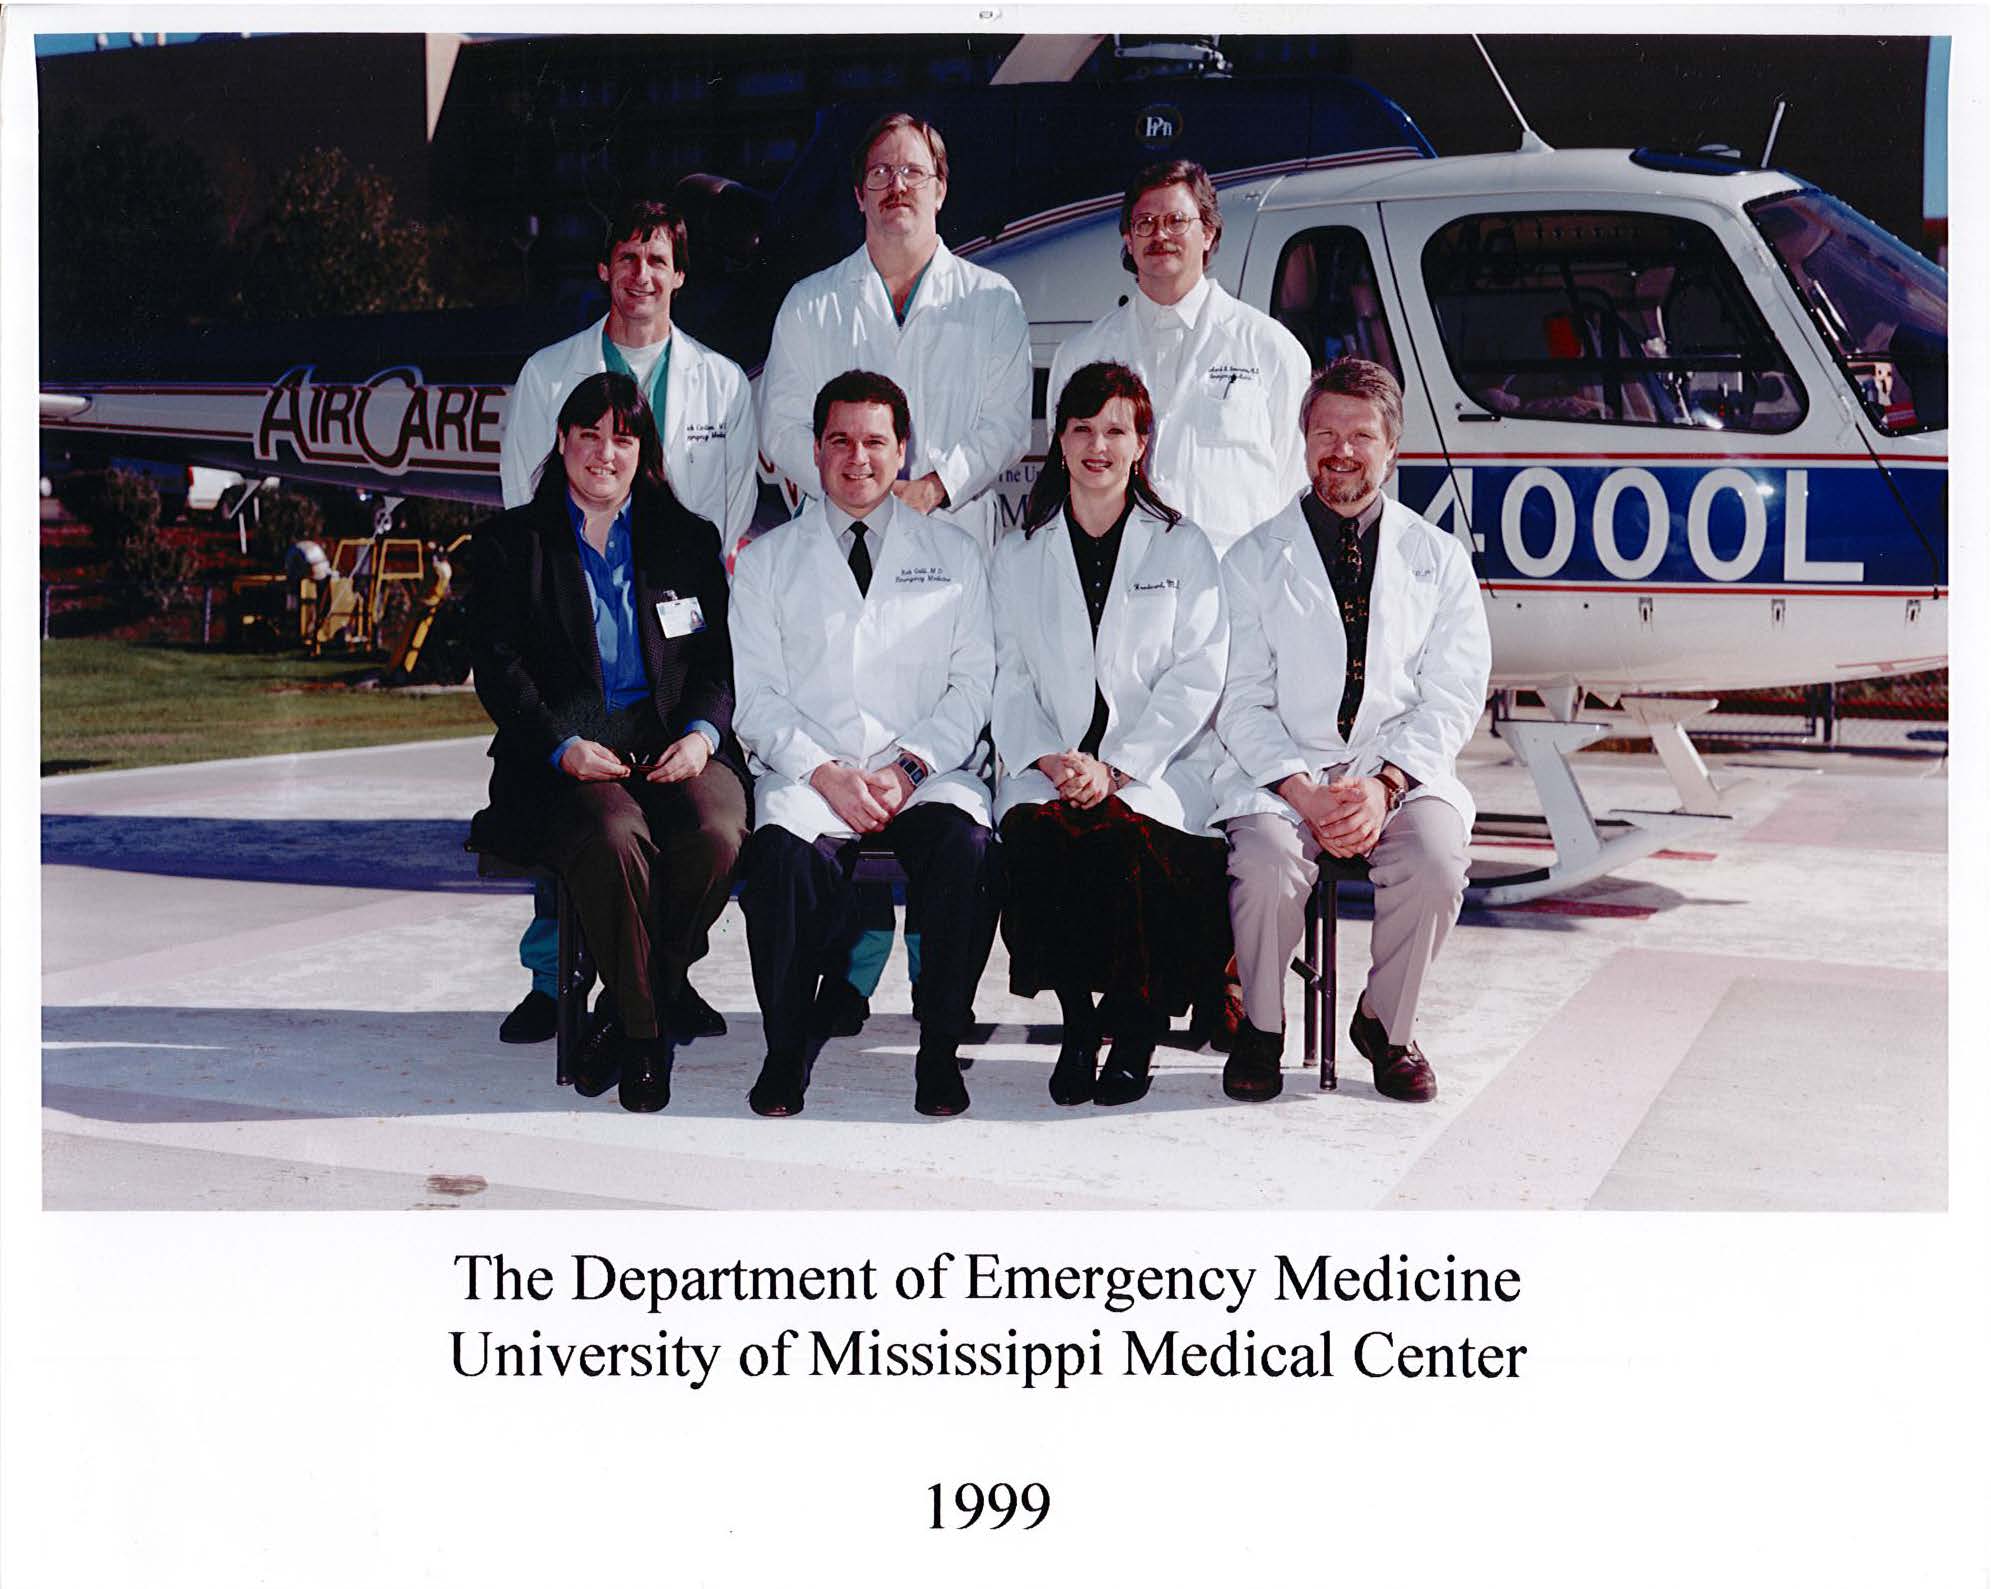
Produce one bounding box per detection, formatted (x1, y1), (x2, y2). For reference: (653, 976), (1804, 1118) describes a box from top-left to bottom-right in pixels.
(1374, 196), (1900, 695)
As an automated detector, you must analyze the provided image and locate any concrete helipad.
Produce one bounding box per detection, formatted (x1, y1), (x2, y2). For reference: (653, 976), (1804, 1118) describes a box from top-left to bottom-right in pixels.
(40, 726), (1947, 1211)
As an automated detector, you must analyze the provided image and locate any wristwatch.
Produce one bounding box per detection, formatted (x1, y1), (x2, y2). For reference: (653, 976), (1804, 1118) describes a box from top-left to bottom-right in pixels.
(894, 750), (931, 789)
(1377, 764), (1410, 814)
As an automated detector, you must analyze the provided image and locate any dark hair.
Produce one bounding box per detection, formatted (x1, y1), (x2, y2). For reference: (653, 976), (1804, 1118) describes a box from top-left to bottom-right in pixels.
(1022, 361), (1182, 536)
(811, 369), (911, 444)
(599, 198), (691, 277)
(532, 372), (669, 505)
(1118, 159), (1222, 276)
(1300, 357), (1404, 447)
(850, 111), (949, 190)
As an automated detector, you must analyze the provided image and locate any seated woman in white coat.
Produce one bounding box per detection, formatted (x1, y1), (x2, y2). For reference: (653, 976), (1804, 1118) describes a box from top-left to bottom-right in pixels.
(992, 361), (1231, 1107)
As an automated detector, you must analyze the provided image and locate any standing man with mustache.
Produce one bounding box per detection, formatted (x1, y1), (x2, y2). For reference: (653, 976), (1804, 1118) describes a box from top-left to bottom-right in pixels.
(1047, 159), (1312, 560)
(758, 111), (1030, 1042)
(1212, 359), (1490, 1105)
(492, 199), (758, 1052)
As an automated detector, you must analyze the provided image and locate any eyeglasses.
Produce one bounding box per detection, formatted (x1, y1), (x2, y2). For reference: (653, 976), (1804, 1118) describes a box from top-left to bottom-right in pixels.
(1129, 213), (1199, 239)
(862, 163), (936, 191)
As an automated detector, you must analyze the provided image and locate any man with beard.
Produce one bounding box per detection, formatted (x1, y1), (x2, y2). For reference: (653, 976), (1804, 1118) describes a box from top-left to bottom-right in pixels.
(1211, 358), (1491, 1104)
(1046, 158), (1311, 560)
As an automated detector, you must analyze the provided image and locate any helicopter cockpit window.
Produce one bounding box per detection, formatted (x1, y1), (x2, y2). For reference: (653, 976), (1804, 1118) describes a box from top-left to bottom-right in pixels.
(1421, 210), (1806, 433)
(1272, 227), (1402, 383)
(1748, 190), (1947, 435)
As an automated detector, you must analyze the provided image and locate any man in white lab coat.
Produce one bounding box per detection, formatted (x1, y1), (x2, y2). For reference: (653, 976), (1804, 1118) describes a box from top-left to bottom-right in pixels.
(1214, 359), (1491, 1104)
(732, 371), (1000, 1120)
(757, 110), (1029, 1036)
(492, 199), (759, 1051)
(1047, 159), (1312, 560)
(757, 111), (1030, 551)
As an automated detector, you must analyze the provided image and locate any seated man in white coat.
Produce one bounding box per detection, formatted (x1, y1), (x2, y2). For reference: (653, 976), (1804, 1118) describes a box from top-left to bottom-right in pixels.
(1047, 159), (1311, 560)
(732, 371), (1000, 1120)
(1215, 359), (1491, 1104)
(493, 198), (759, 1051)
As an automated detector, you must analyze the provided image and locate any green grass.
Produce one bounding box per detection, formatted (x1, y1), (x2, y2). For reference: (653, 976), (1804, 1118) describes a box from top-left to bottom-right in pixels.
(41, 639), (494, 775)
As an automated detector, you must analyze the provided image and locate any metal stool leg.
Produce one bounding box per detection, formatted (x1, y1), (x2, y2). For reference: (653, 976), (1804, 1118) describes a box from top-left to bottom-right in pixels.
(1301, 883), (1320, 1070)
(1320, 878), (1338, 1092)
(554, 878), (593, 1088)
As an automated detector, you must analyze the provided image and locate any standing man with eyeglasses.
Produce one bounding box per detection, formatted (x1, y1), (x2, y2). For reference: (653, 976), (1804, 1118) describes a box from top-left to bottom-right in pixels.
(1047, 159), (1311, 560)
(758, 111), (1029, 1041)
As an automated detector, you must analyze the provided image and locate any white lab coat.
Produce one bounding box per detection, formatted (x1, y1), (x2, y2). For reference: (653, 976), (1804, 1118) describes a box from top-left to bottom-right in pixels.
(757, 241), (1031, 551)
(499, 316), (759, 539)
(992, 506), (1229, 834)
(1047, 281), (1311, 559)
(731, 495), (996, 843)
(1211, 493), (1492, 830)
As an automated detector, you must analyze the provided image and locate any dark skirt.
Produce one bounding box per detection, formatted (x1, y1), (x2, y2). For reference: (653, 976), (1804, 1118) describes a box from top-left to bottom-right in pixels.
(998, 796), (1231, 1017)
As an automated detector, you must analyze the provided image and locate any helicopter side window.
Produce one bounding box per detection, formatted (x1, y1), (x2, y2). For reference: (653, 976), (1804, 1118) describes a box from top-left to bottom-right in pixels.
(1748, 190), (1947, 436)
(1421, 210), (1806, 434)
(1272, 227), (1402, 384)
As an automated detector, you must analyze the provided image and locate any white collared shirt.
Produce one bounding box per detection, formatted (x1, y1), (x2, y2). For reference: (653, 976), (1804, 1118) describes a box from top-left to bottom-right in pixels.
(824, 497), (893, 567)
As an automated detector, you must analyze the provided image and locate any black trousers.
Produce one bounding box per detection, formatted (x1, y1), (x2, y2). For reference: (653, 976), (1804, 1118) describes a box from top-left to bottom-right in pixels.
(539, 758), (750, 1040)
(741, 803), (1000, 1057)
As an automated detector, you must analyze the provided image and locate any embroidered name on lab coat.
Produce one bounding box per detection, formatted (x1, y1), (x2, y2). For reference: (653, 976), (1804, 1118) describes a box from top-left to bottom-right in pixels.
(893, 565), (955, 587)
(684, 423), (727, 443)
(1204, 363), (1261, 397)
(1129, 578), (1179, 594)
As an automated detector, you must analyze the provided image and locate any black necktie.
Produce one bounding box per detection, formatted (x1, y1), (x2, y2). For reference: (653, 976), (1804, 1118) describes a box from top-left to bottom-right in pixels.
(1335, 518), (1368, 740)
(848, 520), (872, 597)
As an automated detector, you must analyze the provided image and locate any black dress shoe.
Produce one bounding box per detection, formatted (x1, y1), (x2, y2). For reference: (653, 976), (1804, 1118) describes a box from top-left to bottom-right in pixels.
(618, 1036), (674, 1113)
(1047, 1039), (1099, 1106)
(666, 982), (726, 1043)
(571, 1013), (624, 1099)
(1348, 1003), (1438, 1103)
(913, 1039), (970, 1117)
(811, 976), (870, 1038)
(1093, 1039), (1155, 1107)
(748, 1052), (806, 1118)
(499, 989), (558, 1045)
(1222, 1019), (1284, 1102)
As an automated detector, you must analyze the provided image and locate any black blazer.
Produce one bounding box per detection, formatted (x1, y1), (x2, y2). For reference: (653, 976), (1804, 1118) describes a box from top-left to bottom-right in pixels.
(467, 481), (745, 862)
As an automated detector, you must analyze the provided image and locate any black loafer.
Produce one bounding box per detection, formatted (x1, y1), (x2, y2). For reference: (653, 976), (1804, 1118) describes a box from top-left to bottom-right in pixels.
(914, 1041), (970, 1117)
(667, 982), (726, 1043)
(1222, 1020), (1285, 1102)
(499, 989), (558, 1045)
(1348, 1004), (1438, 1103)
(618, 1037), (674, 1113)
(748, 1053), (806, 1118)
(1047, 1041), (1099, 1106)
(571, 1013), (624, 1099)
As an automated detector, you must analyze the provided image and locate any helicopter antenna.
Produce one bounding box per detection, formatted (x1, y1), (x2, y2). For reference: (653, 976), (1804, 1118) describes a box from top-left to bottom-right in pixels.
(1761, 96), (1789, 166)
(1473, 35), (1553, 154)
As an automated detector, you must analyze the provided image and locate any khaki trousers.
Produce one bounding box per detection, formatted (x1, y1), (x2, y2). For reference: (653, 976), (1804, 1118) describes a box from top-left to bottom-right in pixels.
(1224, 797), (1468, 1044)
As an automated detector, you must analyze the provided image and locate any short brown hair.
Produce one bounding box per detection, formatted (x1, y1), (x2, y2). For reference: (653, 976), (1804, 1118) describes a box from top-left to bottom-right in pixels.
(1300, 357), (1404, 447)
(1119, 159), (1222, 275)
(600, 198), (691, 276)
(851, 111), (949, 190)
(812, 369), (911, 445)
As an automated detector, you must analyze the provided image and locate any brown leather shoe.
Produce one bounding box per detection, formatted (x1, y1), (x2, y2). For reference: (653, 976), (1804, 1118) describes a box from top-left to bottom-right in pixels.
(1347, 1003), (1438, 1103)
(1221, 1020), (1284, 1102)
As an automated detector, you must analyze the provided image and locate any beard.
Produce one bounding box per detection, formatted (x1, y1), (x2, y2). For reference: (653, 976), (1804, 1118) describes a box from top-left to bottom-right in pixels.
(1313, 459), (1382, 509)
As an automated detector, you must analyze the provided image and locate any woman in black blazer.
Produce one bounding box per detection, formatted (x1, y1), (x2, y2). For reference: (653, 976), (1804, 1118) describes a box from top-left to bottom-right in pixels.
(470, 372), (749, 1113)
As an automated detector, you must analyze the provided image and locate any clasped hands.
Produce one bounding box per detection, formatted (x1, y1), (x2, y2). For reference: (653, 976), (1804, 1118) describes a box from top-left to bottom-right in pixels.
(1036, 750), (1115, 810)
(1278, 771), (1389, 858)
(559, 732), (711, 785)
(809, 759), (915, 834)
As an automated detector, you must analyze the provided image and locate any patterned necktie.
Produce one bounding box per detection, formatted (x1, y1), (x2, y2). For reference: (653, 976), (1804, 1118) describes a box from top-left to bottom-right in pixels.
(1335, 517), (1368, 740)
(848, 520), (873, 597)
